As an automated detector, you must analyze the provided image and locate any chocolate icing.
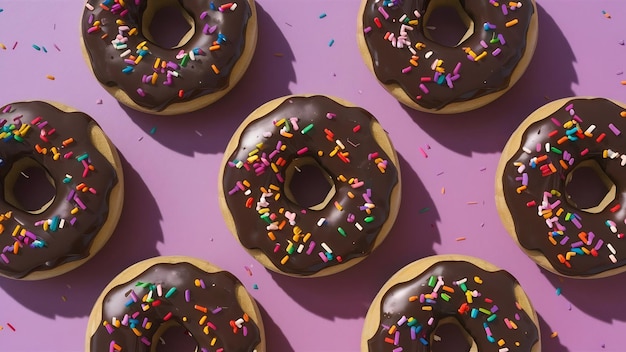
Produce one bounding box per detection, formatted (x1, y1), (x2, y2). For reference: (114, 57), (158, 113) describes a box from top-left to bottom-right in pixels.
(89, 262), (261, 351)
(360, 0), (535, 110)
(81, 0), (252, 112)
(222, 96), (399, 275)
(0, 101), (118, 279)
(501, 98), (626, 276)
(367, 260), (539, 351)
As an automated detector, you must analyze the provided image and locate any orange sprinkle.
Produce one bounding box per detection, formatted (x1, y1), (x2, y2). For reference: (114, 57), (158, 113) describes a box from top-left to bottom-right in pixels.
(211, 64), (220, 74)
(455, 237), (466, 241)
(551, 331), (558, 338)
(505, 19), (519, 27)
(46, 75), (55, 80)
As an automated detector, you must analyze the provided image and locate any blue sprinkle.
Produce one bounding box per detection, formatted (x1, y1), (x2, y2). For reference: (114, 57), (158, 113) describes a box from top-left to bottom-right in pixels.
(252, 284), (259, 290)
(319, 13), (327, 19)
(149, 126), (157, 135)
(328, 39), (335, 47)
(556, 287), (562, 296)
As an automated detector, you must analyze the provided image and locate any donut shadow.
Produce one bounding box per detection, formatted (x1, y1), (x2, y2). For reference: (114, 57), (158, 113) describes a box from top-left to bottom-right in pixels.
(269, 152), (441, 319)
(538, 313), (570, 352)
(400, 4), (577, 155)
(0, 155), (163, 318)
(539, 267), (626, 323)
(257, 302), (295, 352)
(122, 3), (296, 156)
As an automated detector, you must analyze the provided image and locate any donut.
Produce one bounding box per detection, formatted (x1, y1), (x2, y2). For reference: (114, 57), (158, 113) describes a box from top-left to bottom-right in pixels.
(218, 95), (401, 277)
(496, 97), (626, 278)
(80, 0), (258, 115)
(85, 256), (265, 352)
(357, 0), (538, 114)
(362, 255), (540, 352)
(0, 101), (123, 280)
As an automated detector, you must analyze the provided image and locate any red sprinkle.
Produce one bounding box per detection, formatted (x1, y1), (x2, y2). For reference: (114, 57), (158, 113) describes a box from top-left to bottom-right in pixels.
(6, 323), (15, 331)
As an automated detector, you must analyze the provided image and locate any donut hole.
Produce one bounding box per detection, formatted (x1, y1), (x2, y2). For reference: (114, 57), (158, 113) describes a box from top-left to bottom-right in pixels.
(565, 160), (617, 213)
(431, 318), (474, 352)
(142, 0), (195, 49)
(423, 0), (475, 47)
(155, 323), (197, 351)
(284, 157), (336, 210)
(3, 158), (56, 214)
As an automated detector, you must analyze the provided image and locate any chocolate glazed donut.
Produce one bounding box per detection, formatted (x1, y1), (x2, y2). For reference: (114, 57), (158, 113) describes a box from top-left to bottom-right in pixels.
(86, 257), (264, 352)
(358, 0), (538, 113)
(81, 0), (257, 114)
(0, 101), (122, 279)
(219, 95), (400, 277)
(497, 97), (626, 278)
(362, 255), (540, 352)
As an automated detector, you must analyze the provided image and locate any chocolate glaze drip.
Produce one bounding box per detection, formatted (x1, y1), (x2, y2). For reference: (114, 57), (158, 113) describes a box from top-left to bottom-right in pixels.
(0, 102), (118, 278)
(361, 0), (535, 110)
(81, 0), (252, 112)
(222, 96), (399, 275)
(90, 262), (261, 351)
(367, 261), (539, 351)
(502, 98), (626, 276)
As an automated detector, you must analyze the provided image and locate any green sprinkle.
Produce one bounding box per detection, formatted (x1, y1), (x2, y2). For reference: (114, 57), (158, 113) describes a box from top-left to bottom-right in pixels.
(337, 227), (346, 236)
(441, 293), (451, 302)
(487, 314), (497, 322)
(165, 287), (177, 298)
(551, 147), (562, 154)
(180, 53), (190, 67)
(149, 126), (157, 135)
(260, 213), (271, 224)
(428, 275), (436, 287)
(13, 135), (23, 142)
(364, 216), (375, 223)
(419, 207), (430, 214)
(301, 123), (314, 134)
(136, 282), (150, 288)
(76, 153), (89, 161)
(479, 308), (491, 315)
(32, 44), (41, 51)
(407, 318), (418, 327)
(62, 177), (71, 184)
(460, 282), (467, 292)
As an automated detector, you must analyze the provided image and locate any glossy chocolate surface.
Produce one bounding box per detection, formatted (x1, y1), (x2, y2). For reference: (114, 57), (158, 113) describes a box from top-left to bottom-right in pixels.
(222, 96), (399, 275)
(502, 98), (626, 276)
(81, 0), (252, 111)
(90, 262), (261, 351)
(367, 261), (538, 351)
(0, 101), (118, 278)
(361, 0), (535, 110)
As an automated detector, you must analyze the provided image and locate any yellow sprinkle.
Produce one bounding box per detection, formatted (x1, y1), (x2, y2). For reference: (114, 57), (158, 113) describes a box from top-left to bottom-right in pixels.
(421, 306), (433, 311)
(136, 40), (147, 49)
(0, 43), (6, 50)
(128, 27), (137, 35)
(280, 255), (289, 265)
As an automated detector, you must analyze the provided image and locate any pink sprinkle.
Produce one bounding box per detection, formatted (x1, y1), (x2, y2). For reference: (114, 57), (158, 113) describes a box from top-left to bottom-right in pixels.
(2, 105), (11, 113)
(137, 88), (146, 97)
(363, 26), (372, 34)
(419, 147), (428, 158)
(200, 11), (208, 19)
(378, 6), (390, 19)
(401, 66), (412, 74)
(54, 44), (61, 51)
(326, 112), (336, 119)
(419, 83), (429, 94)
(318, 252), (328, 262)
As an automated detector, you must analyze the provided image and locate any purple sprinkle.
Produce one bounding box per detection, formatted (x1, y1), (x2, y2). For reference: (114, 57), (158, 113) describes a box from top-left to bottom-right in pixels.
(609, 123), (621, 136)
(137, 88), (146, 97)
(498, 33), (506, 45)
(492, 48), (502, 56)
(560, 236), (570, 245)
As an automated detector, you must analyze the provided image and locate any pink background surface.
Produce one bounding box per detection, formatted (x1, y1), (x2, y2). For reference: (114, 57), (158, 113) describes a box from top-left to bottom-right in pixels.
(1, 0), (626, 351)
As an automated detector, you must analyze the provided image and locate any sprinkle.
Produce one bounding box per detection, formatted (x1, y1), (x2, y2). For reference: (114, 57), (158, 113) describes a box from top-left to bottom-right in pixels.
(46, 75), (55, 80)
(319, 13), (327, 19)
(328, 39), (335, 47)
(6, 323), (15, 331)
